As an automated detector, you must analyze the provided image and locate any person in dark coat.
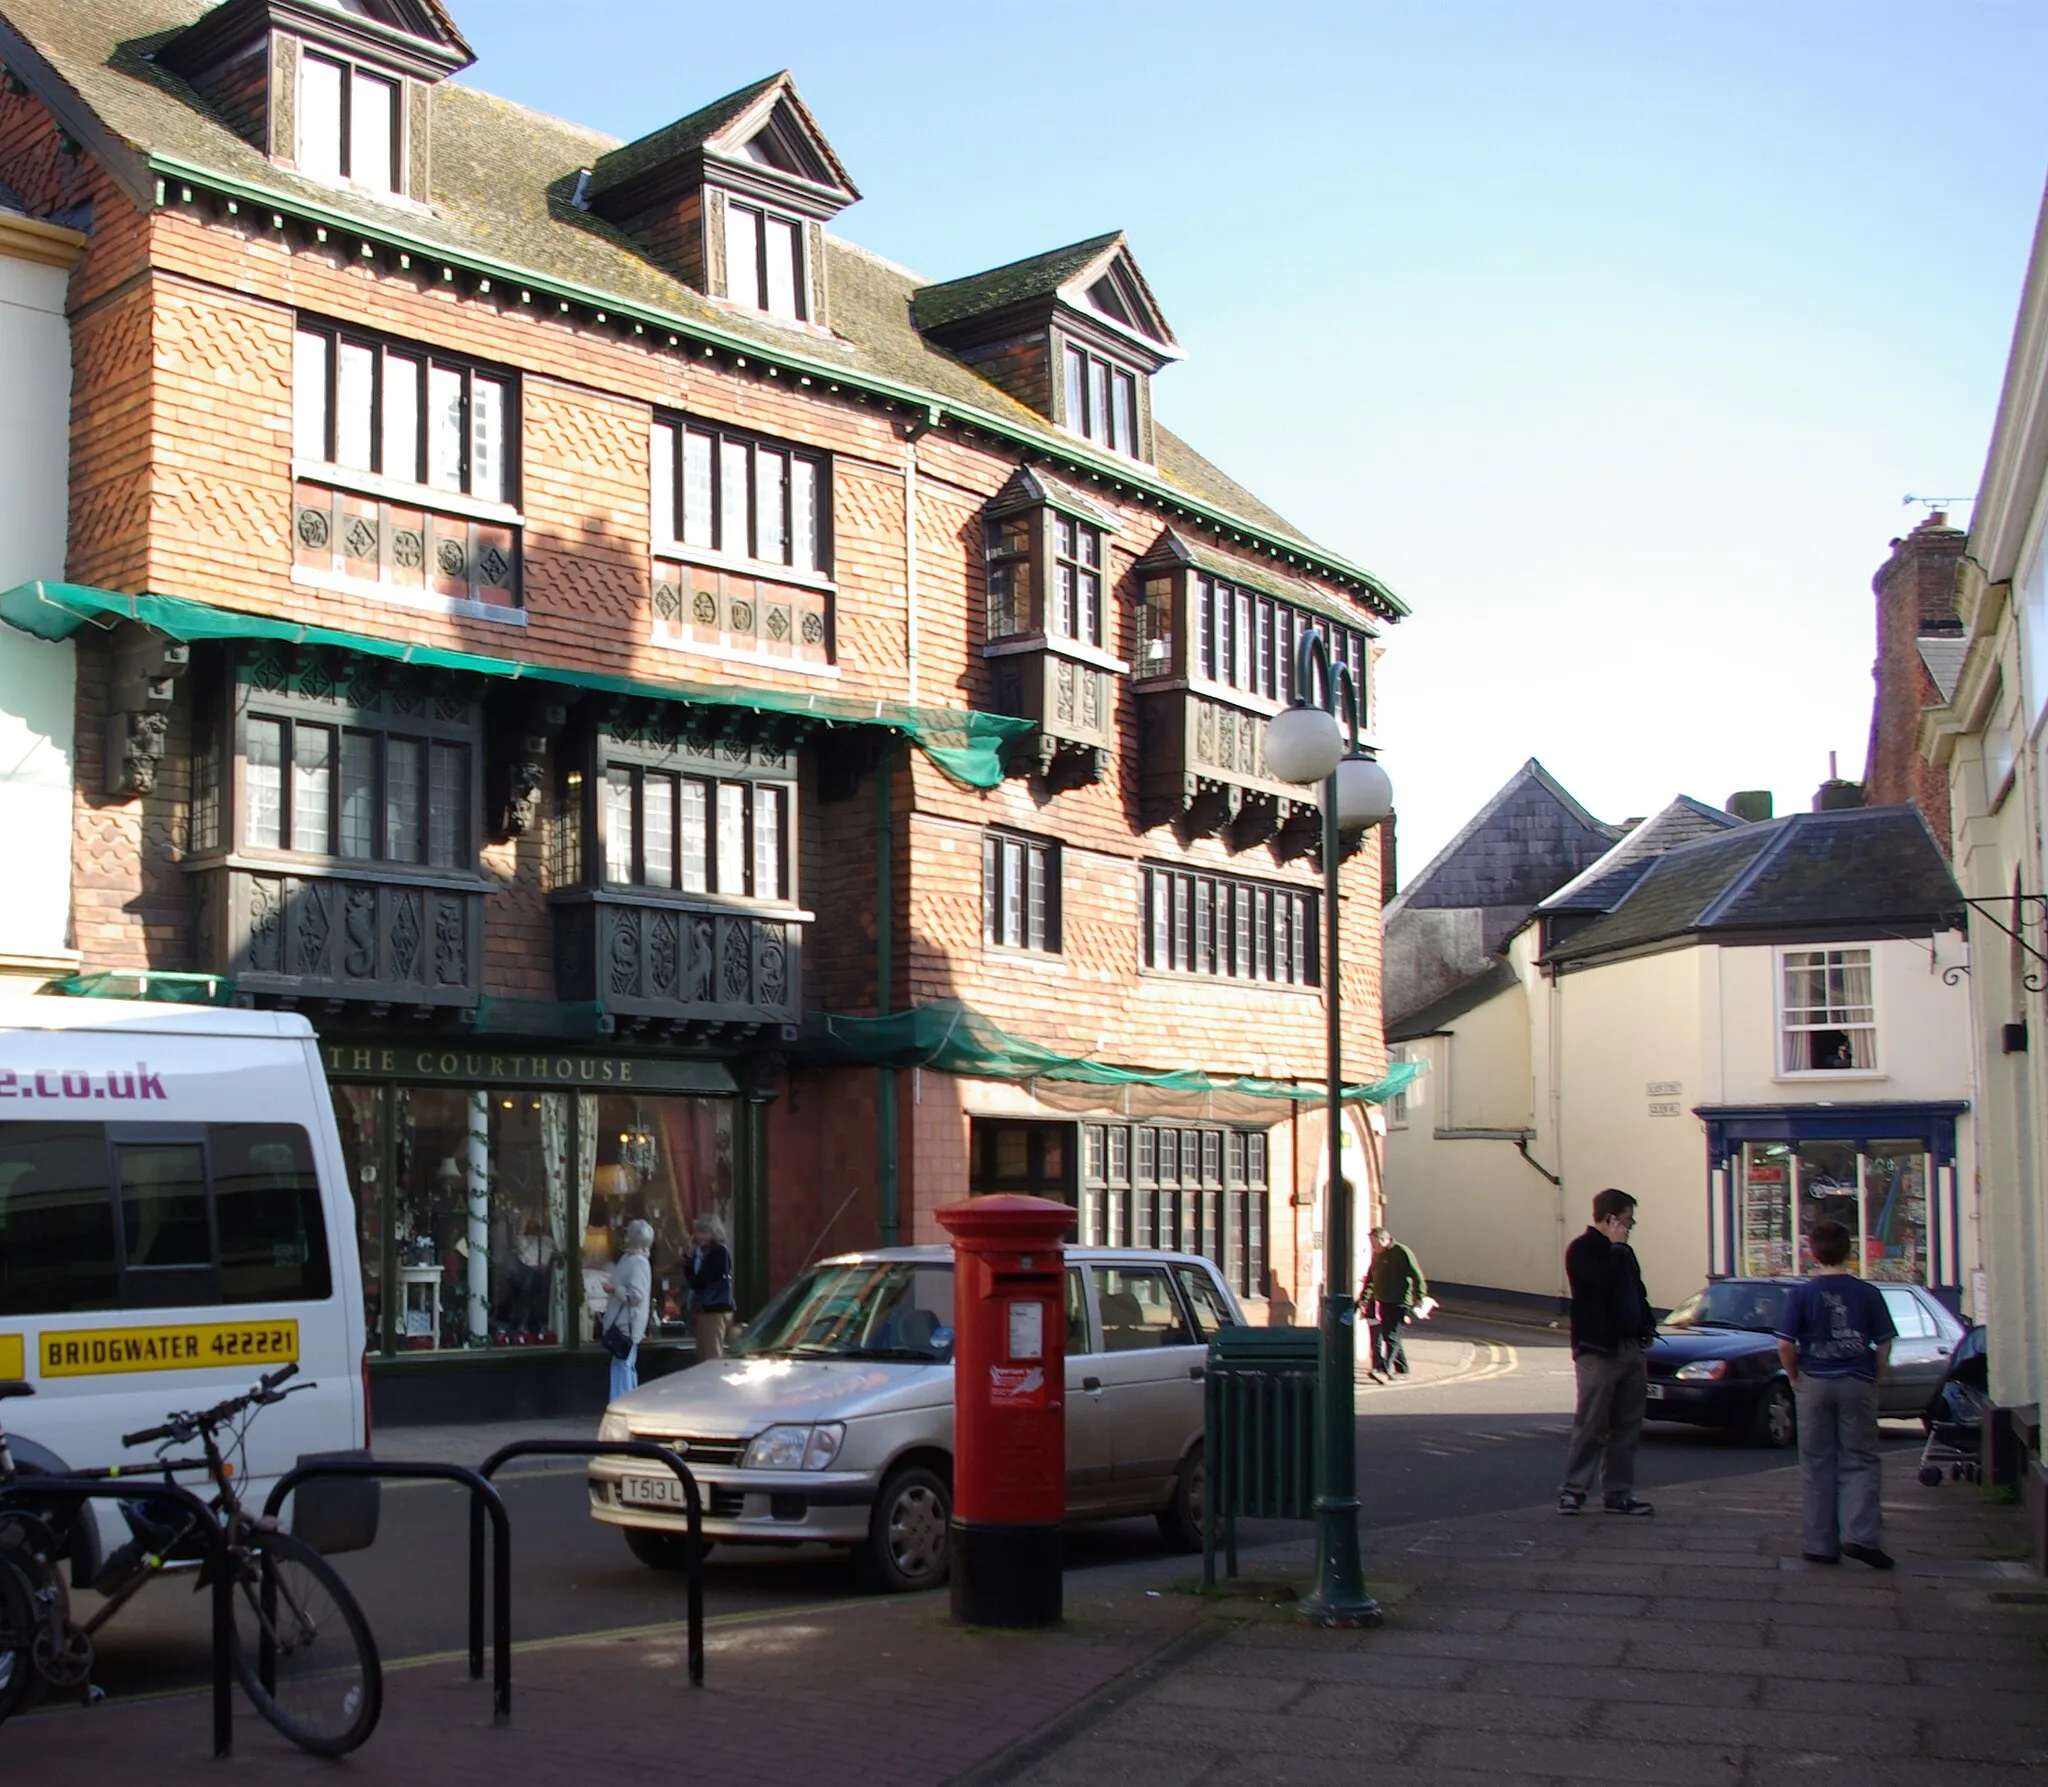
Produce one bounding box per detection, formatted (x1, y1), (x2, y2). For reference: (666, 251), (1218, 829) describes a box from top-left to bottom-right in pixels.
(1558, 1187), (1656, 1516)
(683, 1213), (735, 1362)
(1358, 1226), (1427, 1382)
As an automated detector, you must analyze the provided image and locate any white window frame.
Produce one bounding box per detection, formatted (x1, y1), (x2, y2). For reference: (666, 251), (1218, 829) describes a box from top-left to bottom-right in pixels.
(1775, 945), (1882, 1078)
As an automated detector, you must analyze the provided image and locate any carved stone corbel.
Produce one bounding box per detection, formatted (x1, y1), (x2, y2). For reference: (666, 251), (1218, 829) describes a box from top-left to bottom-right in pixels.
(102, 625), (190, 798)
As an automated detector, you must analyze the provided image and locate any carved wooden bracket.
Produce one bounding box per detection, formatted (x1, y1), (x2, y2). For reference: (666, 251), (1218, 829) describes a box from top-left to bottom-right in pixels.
(102, 625), (190, 798)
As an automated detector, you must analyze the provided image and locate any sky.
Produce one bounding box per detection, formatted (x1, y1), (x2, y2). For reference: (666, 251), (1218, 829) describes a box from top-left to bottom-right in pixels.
(447, 0), (2048, 869)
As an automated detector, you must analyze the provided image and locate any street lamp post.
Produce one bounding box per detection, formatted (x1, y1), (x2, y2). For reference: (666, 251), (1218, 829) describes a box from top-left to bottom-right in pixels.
(1263, 624), (1393, 1629)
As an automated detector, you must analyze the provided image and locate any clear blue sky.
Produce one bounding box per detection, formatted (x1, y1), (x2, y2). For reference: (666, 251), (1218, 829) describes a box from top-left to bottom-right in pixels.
(451, 0), (2048, 867)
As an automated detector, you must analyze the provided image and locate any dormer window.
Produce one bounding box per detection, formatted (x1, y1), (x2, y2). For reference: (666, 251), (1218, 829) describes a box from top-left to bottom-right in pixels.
(1062, 345), (1139, 458)
(297, 52), (399, 192)
(725, 202), (806, 321)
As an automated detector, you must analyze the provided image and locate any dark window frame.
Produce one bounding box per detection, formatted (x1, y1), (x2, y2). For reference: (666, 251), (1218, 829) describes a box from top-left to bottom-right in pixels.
(1061, 341), (1142, 457)
(652, 413), (831, 578)
(297, 50), (403, 194)
(1079, 1119), (1270, 1298)
(982, 830), (1061, 954)
(724, 200), (809, 322)
(1141, 865), (1319, 986)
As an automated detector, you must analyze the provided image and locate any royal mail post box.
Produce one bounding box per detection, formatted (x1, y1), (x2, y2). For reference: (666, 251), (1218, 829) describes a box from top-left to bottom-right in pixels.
(935, 1193), (1072, 1627)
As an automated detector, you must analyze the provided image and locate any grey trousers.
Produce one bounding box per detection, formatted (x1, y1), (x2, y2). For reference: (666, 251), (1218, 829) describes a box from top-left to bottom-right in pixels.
(1561, 1343), (1647, 1500)
(1795, 1374), (1882, 1555)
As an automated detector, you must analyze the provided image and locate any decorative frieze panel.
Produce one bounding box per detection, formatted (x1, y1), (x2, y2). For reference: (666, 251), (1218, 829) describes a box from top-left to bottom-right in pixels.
(1135, 684), (1310, 838)
(192, 866), (483, 1010)
(650, 558), (831, 668)
(294, 480), (520, 611)
(551, 891), (802, 1041)
(990, 642), (1115, 789)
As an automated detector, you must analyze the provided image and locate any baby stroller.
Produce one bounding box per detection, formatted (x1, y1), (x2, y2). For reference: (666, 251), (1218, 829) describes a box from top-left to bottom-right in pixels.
(1916, 1324), (1987, 1488)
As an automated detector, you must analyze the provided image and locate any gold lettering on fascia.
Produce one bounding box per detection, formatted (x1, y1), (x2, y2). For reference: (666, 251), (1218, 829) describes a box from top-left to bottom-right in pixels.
(325, 1048), (660, 1090)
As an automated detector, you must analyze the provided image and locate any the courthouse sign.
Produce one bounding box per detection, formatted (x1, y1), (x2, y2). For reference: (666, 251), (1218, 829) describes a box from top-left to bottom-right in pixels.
(321, 1044), (732, 1094)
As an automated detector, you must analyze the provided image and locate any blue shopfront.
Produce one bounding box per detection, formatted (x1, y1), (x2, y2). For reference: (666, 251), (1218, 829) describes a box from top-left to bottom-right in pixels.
(1698, 1102), (1967, 1305)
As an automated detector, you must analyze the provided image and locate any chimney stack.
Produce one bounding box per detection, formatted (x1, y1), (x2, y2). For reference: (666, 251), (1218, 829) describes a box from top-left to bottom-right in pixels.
(1725, 790), (1773, 823)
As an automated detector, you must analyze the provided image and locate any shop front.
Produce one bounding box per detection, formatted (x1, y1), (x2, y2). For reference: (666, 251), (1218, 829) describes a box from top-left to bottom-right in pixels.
(325, 1041), (751, 1421)
(1700, 1102), (1968, 1304)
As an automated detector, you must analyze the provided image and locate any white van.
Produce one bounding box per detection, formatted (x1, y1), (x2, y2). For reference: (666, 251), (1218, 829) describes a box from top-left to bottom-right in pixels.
(0, 998), (373, 1582)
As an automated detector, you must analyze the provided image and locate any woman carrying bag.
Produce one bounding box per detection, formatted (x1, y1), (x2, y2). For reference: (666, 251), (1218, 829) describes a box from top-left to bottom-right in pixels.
(601, 1219), (655, 1397)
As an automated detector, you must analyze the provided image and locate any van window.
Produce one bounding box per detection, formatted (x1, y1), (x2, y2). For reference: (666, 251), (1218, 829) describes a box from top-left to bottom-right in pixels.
(0, 1123), (332, 1315)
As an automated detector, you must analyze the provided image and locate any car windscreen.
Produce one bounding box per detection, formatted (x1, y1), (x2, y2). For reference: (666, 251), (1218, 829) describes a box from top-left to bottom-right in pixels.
(731, 1261), (955, 1362)
(1662, 1282), (1791, 1333)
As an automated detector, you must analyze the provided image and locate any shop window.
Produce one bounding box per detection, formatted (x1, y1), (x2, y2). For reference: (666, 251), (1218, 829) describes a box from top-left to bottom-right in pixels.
(1779, 948), (1877, 1072)
(970, 1119), (1074, 1207)
(342, 1081), (738, 1355)
(1736, 1136), (1931, 1285)
(1080, 1121), (1269, 1298)
(982, 831), (1060, 953)
(0, 1122), (331, 1315)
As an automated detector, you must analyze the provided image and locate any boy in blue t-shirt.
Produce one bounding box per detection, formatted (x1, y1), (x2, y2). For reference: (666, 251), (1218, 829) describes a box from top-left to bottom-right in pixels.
(1774, 1218), (1898, 1569)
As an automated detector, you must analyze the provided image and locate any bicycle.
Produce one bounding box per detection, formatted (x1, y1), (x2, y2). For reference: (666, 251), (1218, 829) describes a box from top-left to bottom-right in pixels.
(0, 1364), (381, 1755)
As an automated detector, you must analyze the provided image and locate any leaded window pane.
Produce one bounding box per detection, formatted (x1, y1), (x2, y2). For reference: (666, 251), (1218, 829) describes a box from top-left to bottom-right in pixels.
(297, 54), (344, 183)
(385, 738), (422, 864)
(470, 376), (506, 504)
(339, 731), (376, 859)
(603, 767), (634, 884)
(1135, 1126), (1156, 1184)
(791, 456), (818, 572)
(293, 330), (329, 462)
(335, 340), (375, 472)
(1109, 1127), (1128, 1185)
(719, 439), (750, 559)
(755, 447), (788, 564)
(649, 420), (675, 543)
(641, 772), (674, 888)
(350, 69), (395, 192)
(427, 364), (463, 494)
(1112, 369), (1136, 455)
(682, 429), (715, 547)
(716, 782), (747, 895)
(1089, 358), (1111, 447)
(381, 351), (419, 483)
(763, 215), (800, 320)
(291, 724), (333, 854)
(1196, 577), (1214, 679)
(680, 780), (708, 893)
(1064, 344), (1086, 430)
(246, 718), (284, 850)
(752, 785), (784, 899)
(727, 204), (762, 310)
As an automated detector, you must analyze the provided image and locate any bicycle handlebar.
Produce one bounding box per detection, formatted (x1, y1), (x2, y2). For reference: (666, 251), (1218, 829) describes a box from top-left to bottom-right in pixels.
(121, 1363), (311, 1451)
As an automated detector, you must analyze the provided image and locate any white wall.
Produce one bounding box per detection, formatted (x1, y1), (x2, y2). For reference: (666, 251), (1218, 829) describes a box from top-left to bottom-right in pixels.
(0, 221), (83, 970)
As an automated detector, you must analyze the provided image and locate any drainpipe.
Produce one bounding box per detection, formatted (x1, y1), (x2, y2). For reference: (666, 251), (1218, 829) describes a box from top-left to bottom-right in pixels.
(901, 406), (938, 708)
(876, 742), (899, 1246)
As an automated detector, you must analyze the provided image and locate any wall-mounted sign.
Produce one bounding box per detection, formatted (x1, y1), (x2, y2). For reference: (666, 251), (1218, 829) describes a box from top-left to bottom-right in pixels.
(323, 1043), (733, 1095)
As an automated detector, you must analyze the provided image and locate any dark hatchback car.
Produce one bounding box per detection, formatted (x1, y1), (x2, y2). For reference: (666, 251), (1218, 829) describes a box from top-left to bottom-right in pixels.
(1645, 1278), (1966, 1448)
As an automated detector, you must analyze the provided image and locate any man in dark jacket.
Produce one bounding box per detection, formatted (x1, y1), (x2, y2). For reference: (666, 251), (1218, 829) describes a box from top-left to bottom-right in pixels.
(1558, 1188), (1656, 1516)
(1359, 1227), (1427, 1382)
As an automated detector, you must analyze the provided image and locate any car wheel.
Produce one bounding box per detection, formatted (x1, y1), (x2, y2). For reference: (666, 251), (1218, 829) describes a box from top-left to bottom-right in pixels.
(861, 1464), (950, 1593)
(1750, 1382), (1796, 1450)
(621, 1526), (713, 1572)
(1156, 1443), (1204, 1553)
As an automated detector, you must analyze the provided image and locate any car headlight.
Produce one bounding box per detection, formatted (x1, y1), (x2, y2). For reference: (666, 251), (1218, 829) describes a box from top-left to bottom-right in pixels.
(597, 1410), (632, 1442)
(743, 1421), (846, 1471)
(1674, 1360), (1729, 1381)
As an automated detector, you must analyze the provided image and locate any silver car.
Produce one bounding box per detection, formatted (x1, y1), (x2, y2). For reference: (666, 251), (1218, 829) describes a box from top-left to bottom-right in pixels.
(588, 1245), (1244, 1591)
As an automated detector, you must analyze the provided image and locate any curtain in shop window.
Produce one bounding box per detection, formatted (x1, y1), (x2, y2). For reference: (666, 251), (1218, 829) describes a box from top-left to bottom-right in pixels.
(576, 1092), (601, 1340)
(541, 1093), (570, 1336)
(466, 1090), (490, 1341)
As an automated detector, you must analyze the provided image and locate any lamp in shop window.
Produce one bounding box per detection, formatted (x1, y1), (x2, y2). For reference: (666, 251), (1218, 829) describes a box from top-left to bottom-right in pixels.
(618, 1109), (658, 1183)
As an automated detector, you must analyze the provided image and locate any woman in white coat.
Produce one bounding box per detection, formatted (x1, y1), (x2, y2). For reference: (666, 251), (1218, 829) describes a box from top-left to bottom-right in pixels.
(603, 1219), (655, 1398)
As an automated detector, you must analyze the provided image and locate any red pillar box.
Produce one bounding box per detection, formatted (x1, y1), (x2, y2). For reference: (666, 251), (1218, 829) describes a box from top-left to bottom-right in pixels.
(935, 1193), (1072, 1627)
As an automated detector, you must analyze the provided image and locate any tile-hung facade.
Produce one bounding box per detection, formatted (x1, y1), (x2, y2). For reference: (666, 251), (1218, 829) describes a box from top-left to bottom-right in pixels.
(0, 0), (1404, 1419)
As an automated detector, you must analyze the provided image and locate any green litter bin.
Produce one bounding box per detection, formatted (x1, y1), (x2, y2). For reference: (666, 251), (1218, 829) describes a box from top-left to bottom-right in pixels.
(1203, 1325), (1320, 1586)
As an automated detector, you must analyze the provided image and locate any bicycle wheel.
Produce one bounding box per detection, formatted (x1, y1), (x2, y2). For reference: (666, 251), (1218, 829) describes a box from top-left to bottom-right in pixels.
(0, 1551), (34, 1724)
(227, 1530), (381, 1756)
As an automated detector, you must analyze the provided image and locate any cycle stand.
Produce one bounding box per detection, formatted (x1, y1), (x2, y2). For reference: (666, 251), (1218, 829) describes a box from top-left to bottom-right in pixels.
(474, 1441), (704, 1689)
(260, 1461), (510, 1719)
(0, 1477), (236, 1756)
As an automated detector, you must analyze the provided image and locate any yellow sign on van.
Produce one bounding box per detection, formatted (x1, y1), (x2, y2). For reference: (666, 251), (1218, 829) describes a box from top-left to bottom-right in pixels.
(0, 1334), (22, 1380)
(38, 1321), (299, 1379)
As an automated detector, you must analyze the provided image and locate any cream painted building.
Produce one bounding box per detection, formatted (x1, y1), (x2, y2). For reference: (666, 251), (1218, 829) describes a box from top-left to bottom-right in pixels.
(0, 193), (85, 988)
(1387, 802), (1974, 1315)
(1921, 177), (2048, 1435)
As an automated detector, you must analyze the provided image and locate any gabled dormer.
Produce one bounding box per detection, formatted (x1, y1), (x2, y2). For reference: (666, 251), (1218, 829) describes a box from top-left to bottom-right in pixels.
(155, 0), (473, 203)
(582, 73), (858, 329)
(912, 232), (1182, 463)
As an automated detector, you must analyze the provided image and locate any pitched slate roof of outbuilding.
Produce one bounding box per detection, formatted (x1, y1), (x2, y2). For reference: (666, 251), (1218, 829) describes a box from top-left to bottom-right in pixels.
(1386, 960), (1521, 1043)
(1542, 806), (1962, 966)
(1383, 759), (1618, 921)
(0, 0), (1395, 614)
(1538, 796), (1744, 914)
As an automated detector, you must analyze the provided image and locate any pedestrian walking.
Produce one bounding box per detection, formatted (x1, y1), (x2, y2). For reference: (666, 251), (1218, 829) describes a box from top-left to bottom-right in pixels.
(684, 1212), (736, 1363)
(601, 1219), (654, 1399)
(1774, 1217), (1897, 1568)
(1558, 1187), (1656, 1516)
(1359, 1226), (1427, 1382)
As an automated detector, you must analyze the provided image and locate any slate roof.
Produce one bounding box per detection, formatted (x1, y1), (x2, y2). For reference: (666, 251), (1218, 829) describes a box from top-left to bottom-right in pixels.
(586, 72), (858, 206)
(0, 0), (1397, 616)
(1919, 637), (1968, 705)
(1539, 796), (1744, 914)
(1383, 759), (1618, 921)
(911, 232), (1123, 334)
(1386, 960), (1520, 1043)
(1136, 527), (1363, 625)
(1542, 806), (1962, 966)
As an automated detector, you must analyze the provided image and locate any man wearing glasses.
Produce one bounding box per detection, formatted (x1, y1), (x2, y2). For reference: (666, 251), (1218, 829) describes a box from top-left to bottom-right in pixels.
(1558, 1187), (1657, 1516)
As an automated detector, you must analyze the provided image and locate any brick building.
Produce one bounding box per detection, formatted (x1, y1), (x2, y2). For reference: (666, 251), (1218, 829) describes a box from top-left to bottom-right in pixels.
(0, 0), (1405, 1417)
(1863, 509), (1967, 847)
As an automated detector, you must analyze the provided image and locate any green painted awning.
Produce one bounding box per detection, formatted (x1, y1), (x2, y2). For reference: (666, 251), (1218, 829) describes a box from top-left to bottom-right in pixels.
(0, 582), (1032, 790)
(49, 970), (235, 1005)
(799, 999), (1422, 1106)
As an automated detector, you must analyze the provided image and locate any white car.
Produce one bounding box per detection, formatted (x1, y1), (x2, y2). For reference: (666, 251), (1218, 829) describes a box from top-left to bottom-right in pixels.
(588, 1245), (1244, 1590)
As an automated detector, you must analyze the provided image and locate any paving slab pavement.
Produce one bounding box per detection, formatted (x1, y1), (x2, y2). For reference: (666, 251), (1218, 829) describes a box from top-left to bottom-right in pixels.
(4, 1412), (2042, 1785)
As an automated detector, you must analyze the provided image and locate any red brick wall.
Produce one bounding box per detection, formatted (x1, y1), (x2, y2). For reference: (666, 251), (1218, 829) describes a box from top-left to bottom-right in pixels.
(1862, 513), (1964, 849)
